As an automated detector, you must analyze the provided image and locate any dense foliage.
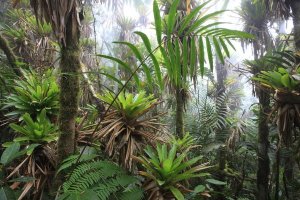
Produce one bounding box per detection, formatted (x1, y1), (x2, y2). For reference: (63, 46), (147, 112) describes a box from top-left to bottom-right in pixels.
(1, 0), (300, 200)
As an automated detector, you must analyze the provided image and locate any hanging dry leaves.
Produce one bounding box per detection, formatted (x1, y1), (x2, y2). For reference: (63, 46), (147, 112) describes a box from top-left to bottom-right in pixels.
(273, 91), (300, 146)
(12, 0), (79, 45)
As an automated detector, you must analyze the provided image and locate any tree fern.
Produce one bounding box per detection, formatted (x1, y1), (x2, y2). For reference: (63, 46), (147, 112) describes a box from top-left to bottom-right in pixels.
(58, 157), (143, 200)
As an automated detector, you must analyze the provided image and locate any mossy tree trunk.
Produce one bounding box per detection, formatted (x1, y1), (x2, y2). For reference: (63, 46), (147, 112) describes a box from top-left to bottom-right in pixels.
(57, 6), (81, 164)
(251, 40), (271, 200)
(173, 0), (190, 138)
(279, 4), (300, 199)
(0, 33), (22, 76)
(214, 59), (228, 200)
(256, 88), (270, 200)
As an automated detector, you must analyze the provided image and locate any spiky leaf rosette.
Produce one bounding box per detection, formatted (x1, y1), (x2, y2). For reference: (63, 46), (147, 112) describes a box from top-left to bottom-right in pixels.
(2, 142), (56, 200)
(93, 91), (164, 171)
(3, 69), (59, 119)
(133, 142), (211, 200)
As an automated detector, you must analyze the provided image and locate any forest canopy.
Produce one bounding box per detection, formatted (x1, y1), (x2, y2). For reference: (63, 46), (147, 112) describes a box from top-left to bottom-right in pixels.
(0, 0), (300, 200)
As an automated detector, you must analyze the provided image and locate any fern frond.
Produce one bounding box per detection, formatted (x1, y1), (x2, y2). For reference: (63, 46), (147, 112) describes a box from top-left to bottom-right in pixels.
(63, 161), (123, 192)
(59, 160), (143, 200)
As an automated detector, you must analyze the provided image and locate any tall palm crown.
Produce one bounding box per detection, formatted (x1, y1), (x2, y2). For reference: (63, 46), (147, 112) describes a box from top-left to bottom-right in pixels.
(264, 0), (300, 54)
(240, 0), (273, 59)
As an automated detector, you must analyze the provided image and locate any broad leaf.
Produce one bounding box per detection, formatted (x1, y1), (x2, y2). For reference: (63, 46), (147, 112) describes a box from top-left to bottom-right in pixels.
(153, 0), (162, 44)
(170, 186), (184, 200)
(194, 185), (206, 193)
(206, 178), (226, 185)
(0, 142), (21, 166)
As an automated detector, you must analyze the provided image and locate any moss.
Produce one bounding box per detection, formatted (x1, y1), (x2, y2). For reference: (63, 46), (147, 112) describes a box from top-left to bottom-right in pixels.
(57, 11), (82, 164)
(0, 33), (22, 76)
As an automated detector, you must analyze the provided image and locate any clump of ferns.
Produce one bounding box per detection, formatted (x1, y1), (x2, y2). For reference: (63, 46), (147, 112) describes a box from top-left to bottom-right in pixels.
(57, 154), (144, 200)
(89, 90), (165, 171)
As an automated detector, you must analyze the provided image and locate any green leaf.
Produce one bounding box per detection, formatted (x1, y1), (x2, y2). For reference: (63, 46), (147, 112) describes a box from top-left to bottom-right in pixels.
(100, 72), (124, 87)
(168, 144), (177, 163)
(206, 37), (214, 71)
(194, 185), (206, 193)
(2, 142), (14, 148)
(97, 54), (141, 89)
(18, 113), (35, 130)
(57, 154), (98, 175)
(0, 187), (16, 200)
(167, 40), (177, 85)
(174, 38), (181, 85)
(0, 142), (20, 166)
(162, 159), (173, 173)
(278, 67), (288, 74)
(13, 136), (31, 142)
(225, 38), (236, 50)
(213, 37), (224, 64)
(167, 0), (180, 36)
(196, 22), (226, 34)
(178, 0), (213, 35)
(182, 38), (188, 82)
(134, 31), (163, 90)
(169, 186), (184, 200)
(198, 37), (205, 76)
(114, 41), (143, 60)
(153, 0), (162, 44)
(190, 37), (197, 80)
(157, 179), (165, 186)
(281, 74), (291, 89)
(219, 38), (230, 57)
(26, 144), (40, 155)
(8, 176), (35, 183)
(134, 32), (152, 52)
(187, 10), (226, 35)
(206, 178), (226, 185)
(80, 190), (98, 200)
(116, 42), (153, 89)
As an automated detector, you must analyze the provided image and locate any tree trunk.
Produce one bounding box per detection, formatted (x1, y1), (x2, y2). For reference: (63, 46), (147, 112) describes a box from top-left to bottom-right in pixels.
(275, 141), (280, 200)
(252, 39), (271, 200)
(291, 1), (300, 54)
(256, 88), (270, 200)
(57, 6), (81, 164)
(175, 87), (184, 137)
(214, 59), (227, 200)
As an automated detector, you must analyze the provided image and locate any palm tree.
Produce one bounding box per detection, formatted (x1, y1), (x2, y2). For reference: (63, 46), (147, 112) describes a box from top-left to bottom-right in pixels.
(240, 1), (273, 199)
(159, 0), (200, 137)
(160, 0), (211, 136)
(158, 0), (252, 139)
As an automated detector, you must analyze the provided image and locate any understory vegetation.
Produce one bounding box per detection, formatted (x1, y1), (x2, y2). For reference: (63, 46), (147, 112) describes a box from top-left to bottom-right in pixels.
(0, 0), (300, 200)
